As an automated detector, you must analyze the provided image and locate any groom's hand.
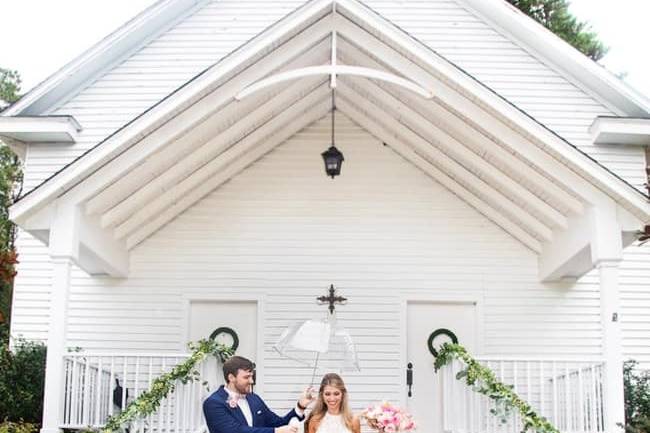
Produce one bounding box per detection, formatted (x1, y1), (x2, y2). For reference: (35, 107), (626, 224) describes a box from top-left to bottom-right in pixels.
(275, 426), (298, 433)
(298, 386), (315, 409)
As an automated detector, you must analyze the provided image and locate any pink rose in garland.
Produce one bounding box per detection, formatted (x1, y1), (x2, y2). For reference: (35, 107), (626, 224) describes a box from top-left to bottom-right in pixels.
(362, 401), (416, 432)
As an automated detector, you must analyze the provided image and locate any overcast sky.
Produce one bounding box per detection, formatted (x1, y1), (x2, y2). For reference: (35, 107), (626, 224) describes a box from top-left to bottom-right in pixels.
(569, 0), (650, 99)
(1, 1), (649, 99)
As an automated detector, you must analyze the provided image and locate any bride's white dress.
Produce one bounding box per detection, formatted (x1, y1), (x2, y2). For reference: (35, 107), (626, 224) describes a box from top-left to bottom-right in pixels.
(315, 413), (353, 433)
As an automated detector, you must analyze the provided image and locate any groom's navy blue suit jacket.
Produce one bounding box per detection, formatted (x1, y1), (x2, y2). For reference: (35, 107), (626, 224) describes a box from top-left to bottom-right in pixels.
(203, 385), (303, 433)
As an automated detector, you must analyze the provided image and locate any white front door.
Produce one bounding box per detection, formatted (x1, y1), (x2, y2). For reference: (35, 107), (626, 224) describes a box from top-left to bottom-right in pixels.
(187, 300), (258, 391)
(406, 301), (477, 433)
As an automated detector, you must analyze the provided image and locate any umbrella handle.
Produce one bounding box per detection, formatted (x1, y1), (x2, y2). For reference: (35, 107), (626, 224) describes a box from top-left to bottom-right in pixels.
(310, 352), (321, 386)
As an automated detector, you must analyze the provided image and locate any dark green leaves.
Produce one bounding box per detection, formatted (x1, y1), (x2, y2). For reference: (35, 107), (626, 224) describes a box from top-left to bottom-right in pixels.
(507, 0), (607, 61)
(0, 339), (46, 422)
(0, 68), (21, 106)
(622, 360), (650, 433)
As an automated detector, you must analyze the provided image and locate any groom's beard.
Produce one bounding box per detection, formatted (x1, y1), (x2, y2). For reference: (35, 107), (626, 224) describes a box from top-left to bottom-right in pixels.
(232, 382), (251, 395)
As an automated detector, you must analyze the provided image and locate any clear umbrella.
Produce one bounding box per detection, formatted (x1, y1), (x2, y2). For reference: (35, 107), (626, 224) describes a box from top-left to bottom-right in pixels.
(273, 313), (360, 384)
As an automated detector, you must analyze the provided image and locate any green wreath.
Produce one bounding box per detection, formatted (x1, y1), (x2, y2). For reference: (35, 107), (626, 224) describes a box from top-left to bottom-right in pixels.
(209, 326), (239, 352)
(427, 328), (458, 357)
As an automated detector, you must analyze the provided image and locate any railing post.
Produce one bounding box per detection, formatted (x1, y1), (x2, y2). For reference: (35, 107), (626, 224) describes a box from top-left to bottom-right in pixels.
(590, 203), (625, 433)
(41, 256), (74, 433)
(42, 203), (78, 433)
(41, 202), (78, 433)
(598, 259), (625, 433)
(41, 258), (72, 433)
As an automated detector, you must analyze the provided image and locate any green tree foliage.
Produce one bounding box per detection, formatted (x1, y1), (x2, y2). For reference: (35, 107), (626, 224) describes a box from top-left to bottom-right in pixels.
(0, 68), (22, 332)
(0, 421), (39, 433)
(0, 338), (46, 423)
(0, 69), (48, 427)
(623, 360), (650, 433)
(0, 69), (21, 105)
(506, 0), (607, 61)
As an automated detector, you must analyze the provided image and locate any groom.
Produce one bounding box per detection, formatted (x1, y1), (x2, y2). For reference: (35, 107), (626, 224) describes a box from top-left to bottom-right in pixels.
(204, 355), (314, 433)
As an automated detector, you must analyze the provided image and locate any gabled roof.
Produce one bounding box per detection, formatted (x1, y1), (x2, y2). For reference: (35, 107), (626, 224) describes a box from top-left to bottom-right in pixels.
(3, 0), (650, 118)
(462, 0), (650, 117)
(2, 0), (209, 116)
(8, 0), (650, 281)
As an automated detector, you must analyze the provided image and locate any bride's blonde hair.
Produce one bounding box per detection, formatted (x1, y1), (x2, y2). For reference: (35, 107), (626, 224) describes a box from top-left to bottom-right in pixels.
(305, 373), (354, 432)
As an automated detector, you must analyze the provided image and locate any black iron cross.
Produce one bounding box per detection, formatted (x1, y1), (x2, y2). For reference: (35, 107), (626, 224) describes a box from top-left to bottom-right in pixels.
(317, 284), (347, 314)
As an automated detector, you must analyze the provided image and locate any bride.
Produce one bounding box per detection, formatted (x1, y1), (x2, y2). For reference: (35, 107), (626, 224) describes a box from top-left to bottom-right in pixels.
(304, 373), (361, 433)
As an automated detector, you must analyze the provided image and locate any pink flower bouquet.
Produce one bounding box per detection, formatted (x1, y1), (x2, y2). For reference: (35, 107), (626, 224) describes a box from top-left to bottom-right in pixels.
(361, 401), (416, 432)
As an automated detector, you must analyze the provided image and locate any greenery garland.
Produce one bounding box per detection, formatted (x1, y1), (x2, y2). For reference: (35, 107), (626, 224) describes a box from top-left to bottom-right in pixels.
(434, 343), (559, 433)
(103, 339), (233, 433)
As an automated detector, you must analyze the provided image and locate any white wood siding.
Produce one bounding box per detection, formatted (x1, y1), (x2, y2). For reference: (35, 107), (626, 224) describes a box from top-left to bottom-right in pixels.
(14, 116), (649, 414)
(19, 0), (645, 192)
(620, 244), (650, 369)
(11, 231), (52, 343)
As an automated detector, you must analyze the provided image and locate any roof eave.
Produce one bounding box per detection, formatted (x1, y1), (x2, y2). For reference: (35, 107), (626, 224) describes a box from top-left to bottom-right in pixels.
(0, 115), (82, 143)
(460, 0), (650, 117)
(8, 0), (334, 225)
(337, 0), (650, 224)
(590, 117), (650, 146)
(2, 0), (208, 116)
(9, 0), (650, 233)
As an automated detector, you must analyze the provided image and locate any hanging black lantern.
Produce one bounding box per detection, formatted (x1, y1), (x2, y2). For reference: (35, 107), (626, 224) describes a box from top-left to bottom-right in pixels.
(321, 145), (344, 178)
(322, 90), (344, 178)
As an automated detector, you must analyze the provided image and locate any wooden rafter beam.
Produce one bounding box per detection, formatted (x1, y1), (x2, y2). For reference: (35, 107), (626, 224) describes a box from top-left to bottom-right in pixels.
(85, 38), (331, 216)
(337, 40), (585, 216)
(100, 78), (327, 229)
(23, 14), (334, 221)
(337, 90), (552, 243)
(337, 97), (543, 253)
(334, 16), (606, 207)
(116, 85), (331, 243)
(125, 99), (331, 249)
(340, 78), (569, 230)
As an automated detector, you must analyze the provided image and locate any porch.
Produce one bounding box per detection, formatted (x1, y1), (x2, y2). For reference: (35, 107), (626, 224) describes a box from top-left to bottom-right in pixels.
(60, 353), (606, 433)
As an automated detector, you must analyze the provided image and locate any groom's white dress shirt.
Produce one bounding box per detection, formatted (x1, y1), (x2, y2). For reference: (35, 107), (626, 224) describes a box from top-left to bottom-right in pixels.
(225, 387), (254, 426)
(224, 386), (306, 427)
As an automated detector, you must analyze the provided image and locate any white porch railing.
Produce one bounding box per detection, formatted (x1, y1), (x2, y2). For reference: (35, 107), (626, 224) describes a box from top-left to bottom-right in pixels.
(440, 357), (605, 433)
(62, 354), (605, 433)
(62, 353), (220, 432)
